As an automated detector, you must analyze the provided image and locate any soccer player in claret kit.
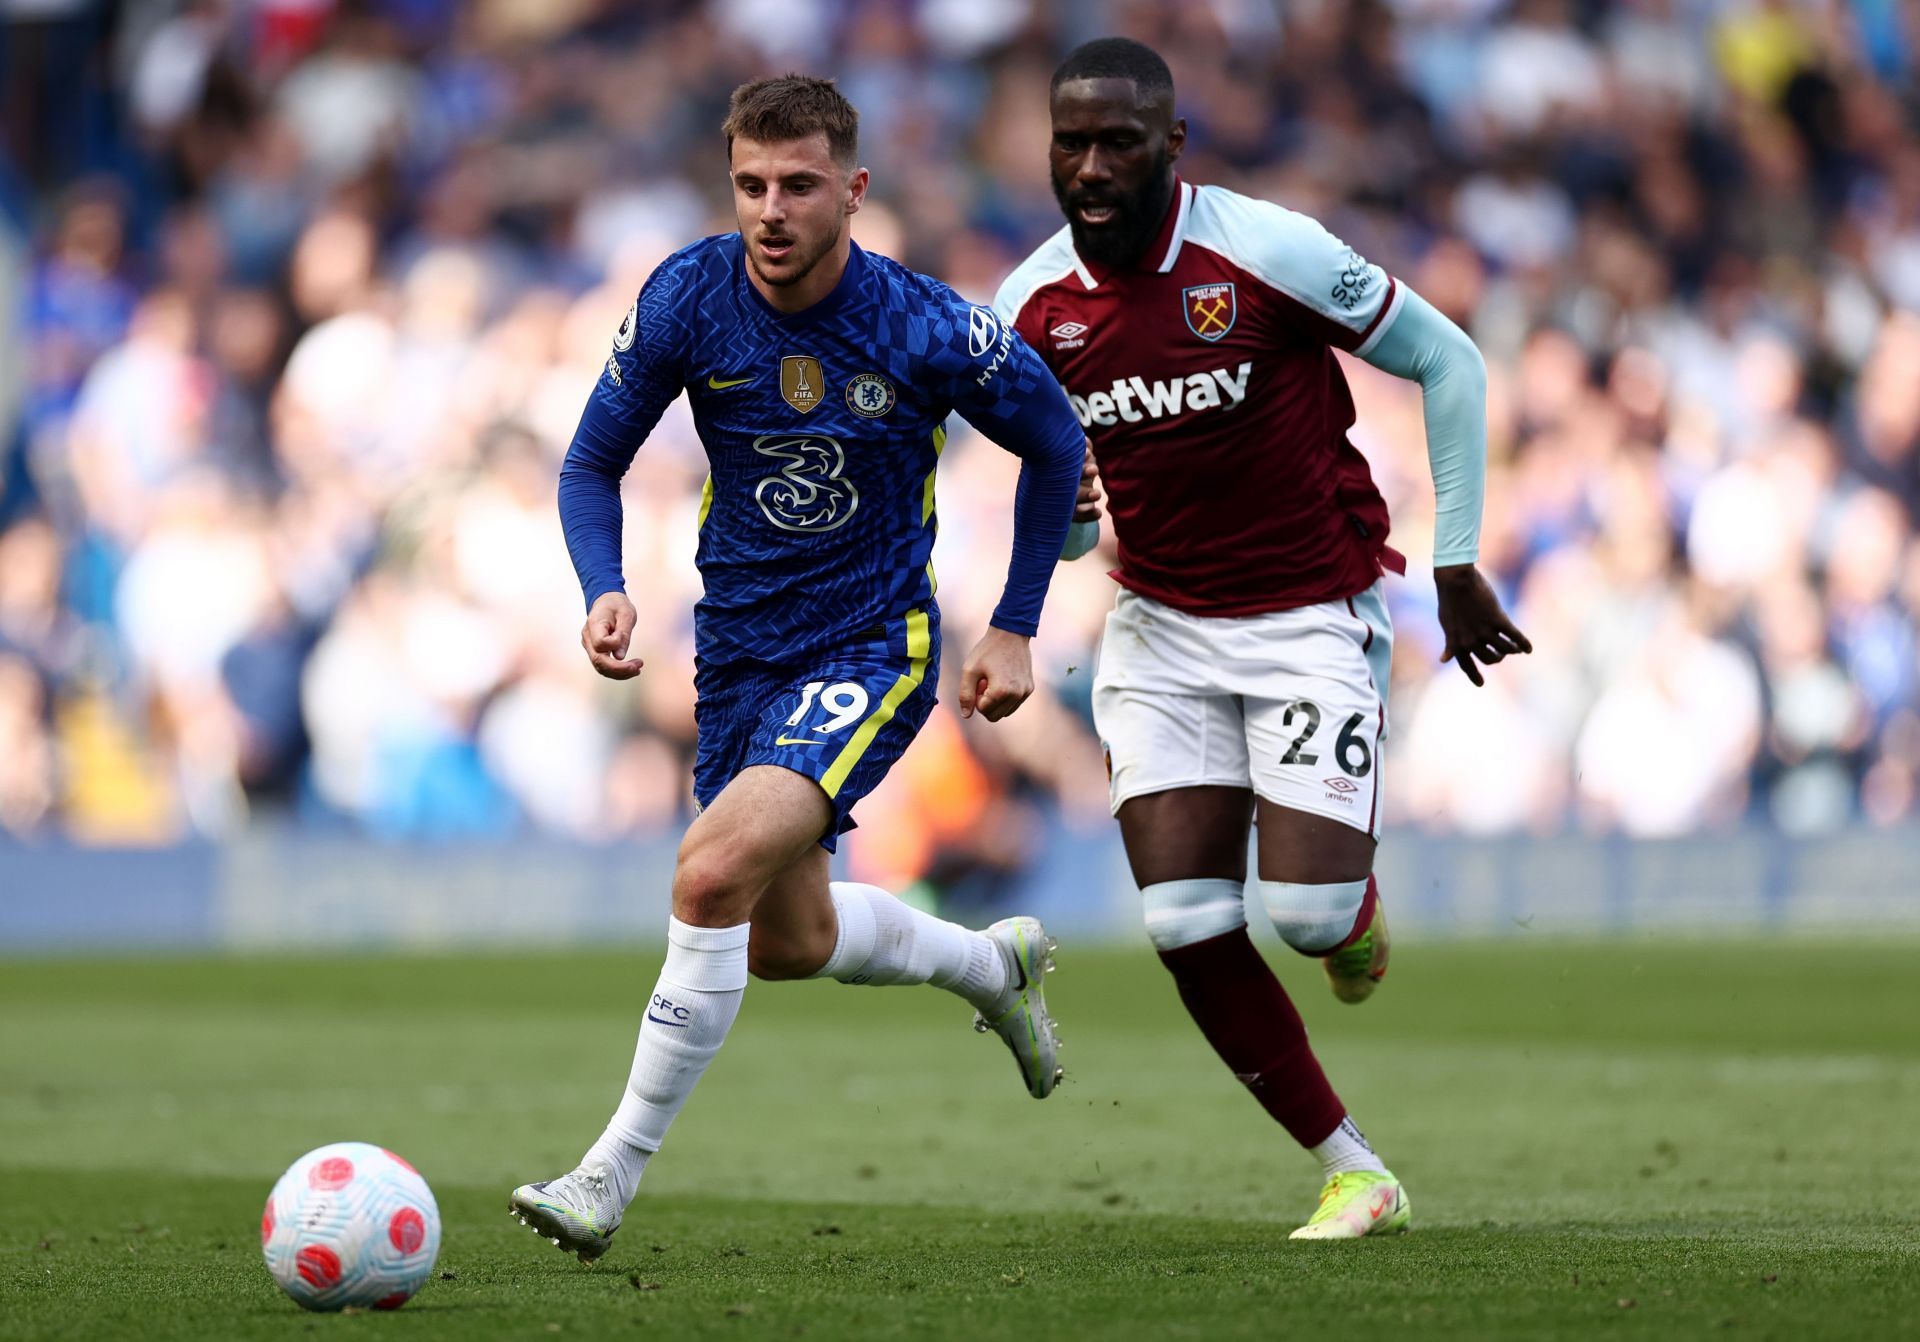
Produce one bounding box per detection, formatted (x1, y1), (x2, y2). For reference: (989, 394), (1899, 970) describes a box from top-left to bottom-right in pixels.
(997, 39), (1532, 1239)
(509, 76), (1086, 1262)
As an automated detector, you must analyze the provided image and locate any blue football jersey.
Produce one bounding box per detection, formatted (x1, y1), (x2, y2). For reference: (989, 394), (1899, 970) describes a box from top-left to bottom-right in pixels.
(559, 235), (1084, 669)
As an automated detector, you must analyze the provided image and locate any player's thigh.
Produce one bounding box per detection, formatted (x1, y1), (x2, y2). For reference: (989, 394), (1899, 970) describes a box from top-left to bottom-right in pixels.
(1253, 798), (1375, 885)
(1094, 669), (1254, 887)
(1241, 590), (1388, 866)
(1244, 681), (1383, 885)
(1116, 785), (1256, 887)
(739, 628), (938, 852)
(691, 663), (769, 819)
(676, 765), (837, 923)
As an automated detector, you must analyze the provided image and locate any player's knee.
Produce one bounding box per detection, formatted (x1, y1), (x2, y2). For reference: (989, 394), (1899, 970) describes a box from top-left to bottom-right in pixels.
(1141, 878), (1247, 952)
(672, 838), (758, 926)
(1259, 877), (1369, 955)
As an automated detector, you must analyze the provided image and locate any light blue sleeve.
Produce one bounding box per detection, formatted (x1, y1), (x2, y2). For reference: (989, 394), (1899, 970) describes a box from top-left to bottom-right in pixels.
(1059, 519), (1100, 561)
(1357, 286), (1486, 567)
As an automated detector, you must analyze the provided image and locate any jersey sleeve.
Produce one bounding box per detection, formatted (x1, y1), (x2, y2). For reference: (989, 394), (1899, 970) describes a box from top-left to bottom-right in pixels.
(1201, 191), (1406, 357)
(993, 260), (1102, 564)
(991, 269), (1045, 352)
(556, 258), (695, 608)
(1357, 285), (1487, 566)
(991, 235), (1079, 370)
(924, 294), (1085, 635)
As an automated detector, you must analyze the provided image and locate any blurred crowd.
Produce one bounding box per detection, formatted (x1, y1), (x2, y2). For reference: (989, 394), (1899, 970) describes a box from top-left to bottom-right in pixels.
(2, 0), (1918, 890)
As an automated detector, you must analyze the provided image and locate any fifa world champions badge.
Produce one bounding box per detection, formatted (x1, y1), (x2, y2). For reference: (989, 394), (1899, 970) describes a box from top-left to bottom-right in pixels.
(781, 355), (825, 413)
(846, 373), (896, 418)
(1183, 283), (1237, 342)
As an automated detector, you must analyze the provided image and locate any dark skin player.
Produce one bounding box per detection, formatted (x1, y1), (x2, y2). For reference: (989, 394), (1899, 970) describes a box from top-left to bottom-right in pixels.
(1049, 73), (1532, 892)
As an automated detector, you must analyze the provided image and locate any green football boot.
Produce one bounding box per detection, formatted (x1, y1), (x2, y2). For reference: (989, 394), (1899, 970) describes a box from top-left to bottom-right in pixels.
(1288, 1170), (1411, 1240)
(1323, 893), (1390, 1004)
(973, 917), (1063, 1098)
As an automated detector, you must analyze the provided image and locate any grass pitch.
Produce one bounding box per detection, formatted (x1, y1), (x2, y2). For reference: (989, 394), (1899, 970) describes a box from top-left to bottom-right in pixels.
(2, 936), (1916, 1340)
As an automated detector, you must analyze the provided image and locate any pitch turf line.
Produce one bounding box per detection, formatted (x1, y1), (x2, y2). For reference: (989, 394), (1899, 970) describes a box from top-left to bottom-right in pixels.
(2, 941), (1917, 1338)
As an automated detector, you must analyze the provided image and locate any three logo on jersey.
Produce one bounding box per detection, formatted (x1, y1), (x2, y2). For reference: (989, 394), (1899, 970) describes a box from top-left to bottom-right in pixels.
(752, 433), (860, 533)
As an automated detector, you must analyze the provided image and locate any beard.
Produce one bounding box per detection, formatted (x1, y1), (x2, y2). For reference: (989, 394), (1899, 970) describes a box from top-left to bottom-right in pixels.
(745, 219), (842, 289)
(1053, 153), (1176, 269)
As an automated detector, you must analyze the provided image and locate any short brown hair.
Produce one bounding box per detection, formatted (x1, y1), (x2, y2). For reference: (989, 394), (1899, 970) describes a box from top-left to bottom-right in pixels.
(722, 75), (859, 168)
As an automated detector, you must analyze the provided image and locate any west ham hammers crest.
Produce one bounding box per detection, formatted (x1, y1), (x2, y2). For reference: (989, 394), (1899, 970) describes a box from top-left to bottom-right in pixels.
(1183, 282), (1237, 342)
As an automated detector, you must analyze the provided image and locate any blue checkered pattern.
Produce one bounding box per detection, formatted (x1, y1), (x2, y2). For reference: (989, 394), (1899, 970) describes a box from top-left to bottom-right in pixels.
(572, 234), (1075, 668)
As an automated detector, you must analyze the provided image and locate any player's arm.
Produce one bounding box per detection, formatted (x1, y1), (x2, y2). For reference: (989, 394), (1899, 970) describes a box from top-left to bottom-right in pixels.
(1215, 195), (1529, 683)
(557, 276), (691, 680)
(1356, 285), (1531, 686)
(991, 277), (1102, 564)
(943, 308), (1087, 720)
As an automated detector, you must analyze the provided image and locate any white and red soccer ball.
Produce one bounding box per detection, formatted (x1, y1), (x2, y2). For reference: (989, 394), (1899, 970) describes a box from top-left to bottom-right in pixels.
(261, 1142), (441, 1312)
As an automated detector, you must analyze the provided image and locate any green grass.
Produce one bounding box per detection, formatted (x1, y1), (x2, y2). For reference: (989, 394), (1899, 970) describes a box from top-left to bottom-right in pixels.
(2, 938), (1917, 1339)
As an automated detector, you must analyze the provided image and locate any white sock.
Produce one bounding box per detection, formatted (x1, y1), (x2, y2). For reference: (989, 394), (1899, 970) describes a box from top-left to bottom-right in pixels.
(584, 916), (750, 1209)
(1311, 1115), (1388, 1177)
(1259, 877), (1369, 954)
(810, 881), (1008, 1011)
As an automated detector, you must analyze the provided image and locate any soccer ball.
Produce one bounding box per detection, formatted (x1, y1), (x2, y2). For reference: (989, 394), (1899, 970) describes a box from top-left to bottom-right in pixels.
(261, 1142), (442, 1312)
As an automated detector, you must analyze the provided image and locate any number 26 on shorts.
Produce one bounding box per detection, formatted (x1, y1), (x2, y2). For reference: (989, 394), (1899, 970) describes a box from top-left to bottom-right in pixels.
(1277, 699), (1373, 777)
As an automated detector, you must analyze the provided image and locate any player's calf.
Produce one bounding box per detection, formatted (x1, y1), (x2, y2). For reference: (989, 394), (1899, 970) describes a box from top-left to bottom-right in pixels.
(746, 902), (838, 980)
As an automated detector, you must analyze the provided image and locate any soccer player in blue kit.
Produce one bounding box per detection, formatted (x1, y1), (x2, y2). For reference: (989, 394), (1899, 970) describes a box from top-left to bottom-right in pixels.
(509, 76), (1088, 1262)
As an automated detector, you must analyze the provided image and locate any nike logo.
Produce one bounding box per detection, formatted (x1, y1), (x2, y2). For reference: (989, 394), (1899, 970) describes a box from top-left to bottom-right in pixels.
(646, 1010), (690, 1028)
(774, 734), (826, 746)
(1368, 1190), (1395, 1220)
(707, 374), (753, 390)
(1009, 953), (1028, 994)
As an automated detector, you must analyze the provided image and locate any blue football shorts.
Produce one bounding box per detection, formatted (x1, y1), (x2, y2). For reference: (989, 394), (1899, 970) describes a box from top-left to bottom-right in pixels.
(691, 608), (940, 851)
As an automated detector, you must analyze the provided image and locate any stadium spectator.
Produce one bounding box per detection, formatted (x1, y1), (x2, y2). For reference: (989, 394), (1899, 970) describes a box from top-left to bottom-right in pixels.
(1, 0), (1917, 875)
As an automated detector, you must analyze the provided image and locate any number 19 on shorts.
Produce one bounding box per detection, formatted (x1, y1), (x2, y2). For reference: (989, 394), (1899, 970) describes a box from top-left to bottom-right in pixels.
(782, 681), (871, 738)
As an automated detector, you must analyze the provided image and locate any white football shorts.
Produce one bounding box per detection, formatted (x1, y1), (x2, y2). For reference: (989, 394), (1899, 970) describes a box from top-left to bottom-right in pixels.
(1091, 583), (1394, 836)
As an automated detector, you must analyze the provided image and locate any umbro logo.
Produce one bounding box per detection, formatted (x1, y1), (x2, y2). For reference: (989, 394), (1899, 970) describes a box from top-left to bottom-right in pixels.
(1324, 777), (1359, 795)
(1050, 321), (1089, 350)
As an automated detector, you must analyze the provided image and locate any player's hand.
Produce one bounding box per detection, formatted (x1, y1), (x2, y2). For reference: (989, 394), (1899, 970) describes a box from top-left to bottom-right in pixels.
(581, 591), (644, 680)
(958, 626), (1035, 722)
(1073, 443), (1103, 523)
(1434, 564), (1531, 687)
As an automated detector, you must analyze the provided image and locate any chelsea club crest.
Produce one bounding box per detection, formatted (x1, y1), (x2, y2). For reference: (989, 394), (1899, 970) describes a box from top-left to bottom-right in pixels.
(846, 372), (896, 418)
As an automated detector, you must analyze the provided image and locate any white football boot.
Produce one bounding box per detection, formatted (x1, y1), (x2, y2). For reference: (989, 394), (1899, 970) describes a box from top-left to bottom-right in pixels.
(508, 1161), (621, 1264)
(973, 916), (1063, 1099)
